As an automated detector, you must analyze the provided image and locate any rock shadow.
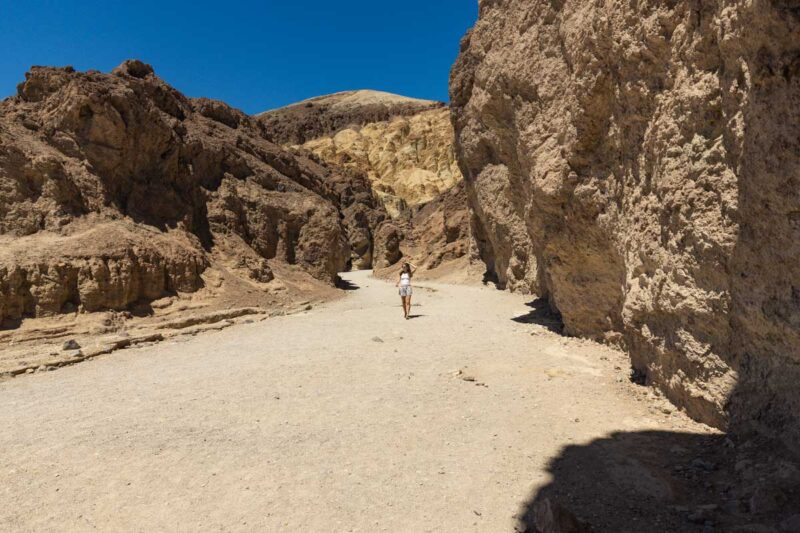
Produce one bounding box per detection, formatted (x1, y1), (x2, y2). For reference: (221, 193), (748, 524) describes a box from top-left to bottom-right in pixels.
(0, 318), (23, 331)
(512, 298), (564, 334)
(335, 277), (360, 291)
(516, 430), (800, 532)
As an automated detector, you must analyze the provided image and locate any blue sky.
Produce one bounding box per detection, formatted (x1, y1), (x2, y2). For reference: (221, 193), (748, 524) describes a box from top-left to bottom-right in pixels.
(0, 1), (477, 114)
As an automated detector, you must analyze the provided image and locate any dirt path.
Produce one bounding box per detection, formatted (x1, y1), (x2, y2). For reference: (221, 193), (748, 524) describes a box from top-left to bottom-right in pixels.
(0, 271), (713, 532)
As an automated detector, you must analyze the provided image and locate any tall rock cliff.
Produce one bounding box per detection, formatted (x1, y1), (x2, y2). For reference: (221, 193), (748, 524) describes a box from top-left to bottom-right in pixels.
(451, 1), (800, 442)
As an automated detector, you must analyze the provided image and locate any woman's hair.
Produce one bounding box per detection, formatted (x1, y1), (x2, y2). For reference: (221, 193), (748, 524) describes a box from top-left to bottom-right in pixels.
(402, 263), (411, 274)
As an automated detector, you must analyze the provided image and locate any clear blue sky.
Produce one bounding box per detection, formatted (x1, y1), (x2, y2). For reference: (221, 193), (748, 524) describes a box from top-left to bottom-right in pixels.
(0, 1), (477, 114)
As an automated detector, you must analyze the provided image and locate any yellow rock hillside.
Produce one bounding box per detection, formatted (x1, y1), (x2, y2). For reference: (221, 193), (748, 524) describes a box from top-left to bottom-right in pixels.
(296, 107), (462, 218)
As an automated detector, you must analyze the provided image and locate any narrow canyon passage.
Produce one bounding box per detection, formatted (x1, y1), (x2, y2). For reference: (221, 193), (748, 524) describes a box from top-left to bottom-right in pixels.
(0, 271), (712, 532)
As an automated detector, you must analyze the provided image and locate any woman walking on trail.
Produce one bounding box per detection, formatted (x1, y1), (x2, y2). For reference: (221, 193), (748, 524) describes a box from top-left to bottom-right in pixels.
(396, 262), (417, 320)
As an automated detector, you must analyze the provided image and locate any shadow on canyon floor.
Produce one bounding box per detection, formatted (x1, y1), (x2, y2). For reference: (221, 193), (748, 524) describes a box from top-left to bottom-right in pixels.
(335, 277), (361, 291)
(512, 298), (564, 335)
(516, 429), (800, 532)
(0, 318), (23, 331)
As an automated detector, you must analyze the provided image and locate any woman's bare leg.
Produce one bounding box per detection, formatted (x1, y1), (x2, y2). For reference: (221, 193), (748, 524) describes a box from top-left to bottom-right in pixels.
(400, 296), (407, 318)
(406, 295), (412, 317)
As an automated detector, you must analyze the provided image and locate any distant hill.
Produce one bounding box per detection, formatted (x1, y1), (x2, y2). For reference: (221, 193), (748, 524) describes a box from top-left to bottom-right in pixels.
(257, 90), (444, 145)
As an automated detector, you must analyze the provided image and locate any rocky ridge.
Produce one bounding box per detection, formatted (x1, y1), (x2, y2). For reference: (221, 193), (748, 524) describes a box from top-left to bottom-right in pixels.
(257, 89), (444, 146)
(451, 0), (800, 447)
(0, 61), (388, 344)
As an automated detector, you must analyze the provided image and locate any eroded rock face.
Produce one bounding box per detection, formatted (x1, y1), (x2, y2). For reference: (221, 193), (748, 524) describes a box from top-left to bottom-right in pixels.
(293, 148), (388, 270)
(0, 61), (384, 324)
(0, 221), (207, 321)
(451, 2), (800, 441)
(260, 90), (467, 272)
(372, 221), (404, 270)
(297, 107), (463, 218)
(259, 91), (463, 219)
(401, 181), (472, 272)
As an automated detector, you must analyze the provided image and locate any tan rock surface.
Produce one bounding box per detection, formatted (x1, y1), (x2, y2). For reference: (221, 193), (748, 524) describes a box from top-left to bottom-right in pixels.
(373, 181), (484, 285)
(451, 1), (800, 442)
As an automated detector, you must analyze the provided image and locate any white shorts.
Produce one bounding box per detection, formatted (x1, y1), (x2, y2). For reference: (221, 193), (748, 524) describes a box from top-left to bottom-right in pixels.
(399, 286), (412, 297)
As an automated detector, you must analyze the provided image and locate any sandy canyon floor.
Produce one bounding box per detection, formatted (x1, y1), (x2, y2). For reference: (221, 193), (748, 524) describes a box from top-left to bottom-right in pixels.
(0, 271), (720, 532)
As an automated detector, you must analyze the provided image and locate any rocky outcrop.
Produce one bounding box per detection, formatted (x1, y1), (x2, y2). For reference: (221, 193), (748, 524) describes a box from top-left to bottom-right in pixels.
(451, 1), (800, 442)
(406, 182), (471, 272)
(371, 182), (480, 283)
(384, 181), (471, 273)
(293, 147), (388, 270)
(0, 60), (387, 324)
(0, 221), (206, 322)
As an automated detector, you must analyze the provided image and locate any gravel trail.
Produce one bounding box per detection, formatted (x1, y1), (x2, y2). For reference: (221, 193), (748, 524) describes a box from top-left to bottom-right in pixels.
(0, 271), (709, 532)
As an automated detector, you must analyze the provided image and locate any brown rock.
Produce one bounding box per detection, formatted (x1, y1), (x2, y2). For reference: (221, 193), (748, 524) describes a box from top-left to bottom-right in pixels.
(372, 221), (404, 269)
(261, 90), (469, 274)
(0, 61), (389, 324)
(405, 181), (471, 271)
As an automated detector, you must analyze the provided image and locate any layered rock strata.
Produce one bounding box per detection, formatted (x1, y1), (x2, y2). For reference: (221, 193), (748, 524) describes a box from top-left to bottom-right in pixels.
(260, 89), (472, 276)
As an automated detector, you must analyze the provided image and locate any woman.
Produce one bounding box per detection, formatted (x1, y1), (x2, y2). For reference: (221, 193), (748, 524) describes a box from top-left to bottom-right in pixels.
(396, 262), (417, 320)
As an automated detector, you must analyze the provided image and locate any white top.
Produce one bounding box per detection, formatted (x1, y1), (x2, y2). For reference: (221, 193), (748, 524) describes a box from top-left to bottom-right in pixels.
(400, 273), (411, 287)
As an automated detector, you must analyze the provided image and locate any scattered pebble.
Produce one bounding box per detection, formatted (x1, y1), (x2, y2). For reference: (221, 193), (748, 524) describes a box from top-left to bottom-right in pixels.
(62, 339), (80, 351)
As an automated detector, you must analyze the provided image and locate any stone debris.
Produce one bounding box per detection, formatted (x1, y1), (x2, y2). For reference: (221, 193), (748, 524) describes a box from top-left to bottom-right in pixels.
(62, 340), (80, 351)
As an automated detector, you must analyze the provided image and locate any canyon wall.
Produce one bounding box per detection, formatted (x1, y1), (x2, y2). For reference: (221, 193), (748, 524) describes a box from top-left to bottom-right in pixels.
(451, 0), (800, 442)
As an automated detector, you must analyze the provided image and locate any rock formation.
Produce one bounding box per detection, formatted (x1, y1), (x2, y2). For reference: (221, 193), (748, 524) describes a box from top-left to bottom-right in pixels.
(0, 60), (388, 326)
(294, 106), (462, 218)
(257, 89), (444, 145)
(260, 90), (474, 277)
(451, 1), (800, 443)
(259, 91), (463, 219)
(373, 182), (473, 278)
